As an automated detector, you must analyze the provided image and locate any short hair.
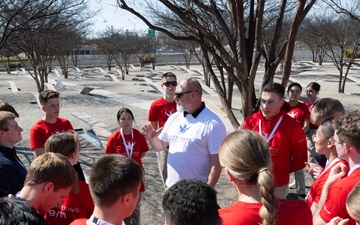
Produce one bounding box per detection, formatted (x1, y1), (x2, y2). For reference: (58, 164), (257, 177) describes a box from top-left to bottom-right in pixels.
(0, 101), (19, 117)
(346, 181), (360, 220)
(262, 82), (285, 99)
(319, 118), (335, 140)
(44, 131), (79, 158)
(287, 82), (302, 92)
(0, 111), (16, 131)
(310, 98), (346, 125)
(89, 155), (142, 207)
(116, 107), (135, 121)
(39, 90), (60, 105)
(0, 197), (48, 225)
(162, 179), (219, 225)
(219, 130), (275, 225)
(307, 82), (321, 92)
(333, 110), (360, 150)
(24, 153), (78, 192)
(161, 72), (177, 80)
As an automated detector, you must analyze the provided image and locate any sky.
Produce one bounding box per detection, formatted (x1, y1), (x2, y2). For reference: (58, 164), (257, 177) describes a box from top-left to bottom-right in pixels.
(88, 0), (149, 36)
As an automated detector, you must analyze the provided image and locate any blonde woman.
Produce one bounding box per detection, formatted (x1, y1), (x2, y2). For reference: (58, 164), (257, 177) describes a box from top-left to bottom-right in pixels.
(218, 130), (312, 225)
(44, 132), (94, 225)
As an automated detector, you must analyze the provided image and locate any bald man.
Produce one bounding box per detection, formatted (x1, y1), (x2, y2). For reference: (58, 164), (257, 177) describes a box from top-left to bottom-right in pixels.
(142, 78), (226, 188)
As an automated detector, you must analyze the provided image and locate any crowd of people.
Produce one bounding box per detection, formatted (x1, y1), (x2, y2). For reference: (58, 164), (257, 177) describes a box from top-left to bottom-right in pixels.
(0, 72), (359, 225)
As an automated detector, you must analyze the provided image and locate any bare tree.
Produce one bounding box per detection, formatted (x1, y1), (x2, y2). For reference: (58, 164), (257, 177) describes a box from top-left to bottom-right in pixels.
(322, 0), (360, 21)
(117, 0), (316, 128)
(317, 15), (360, 93)
(5, 0), (93, 92)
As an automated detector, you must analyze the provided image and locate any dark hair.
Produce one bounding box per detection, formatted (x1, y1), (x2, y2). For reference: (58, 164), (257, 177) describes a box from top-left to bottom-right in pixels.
(310, 98), (346, 126)
(262, 83), (285, 98)
(0, 101), (19, 118)
(162, 179), (219, 225)
(320, 118), (335, 140)
(161, 72), (177, 80)
(0, 197), (48, 225)
(39, 90), (60, 105)
(89, 155), (143, 207)
(287, 82), (302, 93)
(116, 107), (135, 121)
(307, 82), (321, 92)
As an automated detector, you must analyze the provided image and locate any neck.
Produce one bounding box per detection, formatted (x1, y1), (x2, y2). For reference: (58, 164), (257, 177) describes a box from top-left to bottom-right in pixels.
(235, 182), (261, 203)
(309, 97), (317, 104)
(327, 148), (338, 163)
(92, 206), (125, 225)
(163, 94), (175, 103)
(19, 186), (42, 211)
(347, 152), (360, 169)
(0, 142), (14, 149)
(121, 127), (132, 135)
(43, 115), (57, 124)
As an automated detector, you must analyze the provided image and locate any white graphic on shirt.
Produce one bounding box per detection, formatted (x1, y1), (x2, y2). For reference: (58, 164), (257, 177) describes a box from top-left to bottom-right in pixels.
(165, 110), (173, 118)
(288, 111), (297, 118)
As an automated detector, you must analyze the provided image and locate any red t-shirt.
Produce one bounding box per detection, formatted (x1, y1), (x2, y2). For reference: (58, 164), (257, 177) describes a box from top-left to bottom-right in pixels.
(69, 218), (87, 225)
(45, 180), (94, 225)
(30, 117), (73, 150)
(219, 198), (312, 225)
(306, 159), (349, 207)
(105, 128), (149, 192)
(319, 167), (360, 225)
(148, 97), (177, 128)
(242, 110), (307, 187)
(287, 102), (310, 127)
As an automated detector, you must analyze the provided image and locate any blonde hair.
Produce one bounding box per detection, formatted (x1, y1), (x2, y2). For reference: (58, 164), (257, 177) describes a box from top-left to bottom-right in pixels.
(219, 130), (276, 225)
(346, 182), (360, 219)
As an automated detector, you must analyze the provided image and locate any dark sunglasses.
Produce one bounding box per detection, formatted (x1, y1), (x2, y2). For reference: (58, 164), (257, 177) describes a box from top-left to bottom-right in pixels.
(163, 81), (178, 87)
(175, 90), (197, 99)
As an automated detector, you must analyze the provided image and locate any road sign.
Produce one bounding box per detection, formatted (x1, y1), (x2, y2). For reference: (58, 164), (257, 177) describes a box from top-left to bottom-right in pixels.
(148, 29), (155, 37)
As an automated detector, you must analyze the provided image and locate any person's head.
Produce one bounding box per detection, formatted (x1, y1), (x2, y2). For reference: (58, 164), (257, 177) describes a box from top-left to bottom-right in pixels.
(23, 152), (78, 212)
(89, 155), (142, 218)
(310, 98), (346, 126)
(333, 110), (360, 159)
(117, 107), (135, 131)
(0, 111), (23, 148)
(260, 83), (285, 120)
(287, 82), (302, 103)
(39, 90), (60, 117)
(161, 72), (177, 96)
(313, 118), (335, 156)
(174, 77), (202, 114)
(44, 131), (81, 165)
(0, 101), (19, 117)
(346, 182), (360, 224)
(162, 179), (221, 225)
(219, 130), (275, 225)
(306, 82), (320, 100)
(0, 197), (48, 225)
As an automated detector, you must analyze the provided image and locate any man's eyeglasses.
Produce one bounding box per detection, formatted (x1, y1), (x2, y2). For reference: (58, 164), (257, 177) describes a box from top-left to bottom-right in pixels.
(163, 81), (178, 87)
(175, 90), (198, 99)
(331, 137), (343, 145)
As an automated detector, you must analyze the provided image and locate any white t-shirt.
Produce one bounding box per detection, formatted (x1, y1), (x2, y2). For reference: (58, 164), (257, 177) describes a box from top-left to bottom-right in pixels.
(158, 106), (226, 187)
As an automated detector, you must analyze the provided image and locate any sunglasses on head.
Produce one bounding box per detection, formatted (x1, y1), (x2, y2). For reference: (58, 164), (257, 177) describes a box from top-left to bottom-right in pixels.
(163, 81), (178, 87)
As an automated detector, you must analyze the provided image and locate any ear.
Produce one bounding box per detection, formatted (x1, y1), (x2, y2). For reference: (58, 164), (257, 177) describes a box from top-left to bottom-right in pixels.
(41, 105), (45, 111)
(43, 182), (54, 194)
(225, 168), (235, 182)
(279, 98), (285, 107)
(122, 193), (132, 206)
